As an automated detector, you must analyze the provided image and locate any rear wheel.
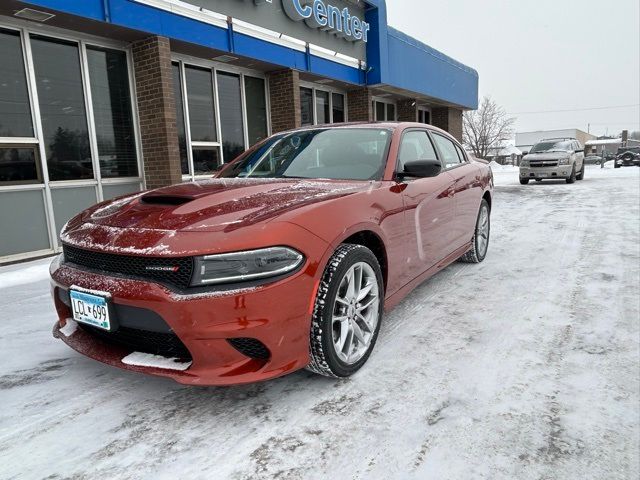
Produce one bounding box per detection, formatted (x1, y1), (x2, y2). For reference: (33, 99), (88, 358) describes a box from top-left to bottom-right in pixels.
(566, 165), (576, 184)
(307, 244), (383, 378)
(520, 178), (530, 185)
(460, 199), (490, 263)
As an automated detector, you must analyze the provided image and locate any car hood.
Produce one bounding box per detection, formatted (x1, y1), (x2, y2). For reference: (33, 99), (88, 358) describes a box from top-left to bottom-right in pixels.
(525, 152), (571, 160)
(81, 178), (369, 233)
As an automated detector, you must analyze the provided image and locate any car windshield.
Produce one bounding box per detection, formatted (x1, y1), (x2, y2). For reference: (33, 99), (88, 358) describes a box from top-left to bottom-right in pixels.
(218, 128), (392, 181)
(530, 141), (573, 153)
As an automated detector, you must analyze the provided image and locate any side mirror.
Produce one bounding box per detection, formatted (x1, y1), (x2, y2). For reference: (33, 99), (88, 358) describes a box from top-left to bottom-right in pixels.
(401, 159), (442, 178)
(522, 152), (528, 157)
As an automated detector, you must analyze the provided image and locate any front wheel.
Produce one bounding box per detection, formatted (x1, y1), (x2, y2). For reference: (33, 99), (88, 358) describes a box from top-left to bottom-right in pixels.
(566, 165), (576, 184)
(576, 162), (585, 180)
(307, 244), (383, 378)
(520, 178), (530, 185)
(460, 199), (490, 263)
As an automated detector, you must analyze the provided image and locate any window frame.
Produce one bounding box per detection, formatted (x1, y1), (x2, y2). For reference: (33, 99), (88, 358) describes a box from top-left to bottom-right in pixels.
(299, 80), (348, 126)
(0, 19), (143, 258)
(172, 54), (271, 181)
(395, 128), (442, 180)
(372, 97), (397, 122)
(430, 130), (468, 171)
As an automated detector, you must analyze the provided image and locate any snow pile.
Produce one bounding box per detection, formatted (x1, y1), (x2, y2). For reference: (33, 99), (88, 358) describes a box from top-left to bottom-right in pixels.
(489, 160), (519, 172)
(121, 352), (192, 371)
(0, 259), (51, 289)
(59, 319), (78, 337)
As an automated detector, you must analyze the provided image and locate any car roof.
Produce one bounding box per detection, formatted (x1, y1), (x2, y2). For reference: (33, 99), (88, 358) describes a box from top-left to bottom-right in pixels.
(281, 121), (456, 139)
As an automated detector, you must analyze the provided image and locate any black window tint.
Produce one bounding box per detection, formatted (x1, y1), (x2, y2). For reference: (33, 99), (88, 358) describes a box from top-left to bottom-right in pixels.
(31, 35), (93, 181)
(185, 66), (216, 142)
(398, 131), (438, 171)
(0, 147), (40, 184)
(332, 93), (345, 123)
(87, 47), (138, 178)
(316, 90), (330, 125)
(172, 63), (189, 174)
(0, 29), (33, 137)
(300, 87), (313, 126)
(432, 133), (462, 168)
(244, 76), (268, 146)
(375, 101), (385, 121)
(217, 71), (245, 162)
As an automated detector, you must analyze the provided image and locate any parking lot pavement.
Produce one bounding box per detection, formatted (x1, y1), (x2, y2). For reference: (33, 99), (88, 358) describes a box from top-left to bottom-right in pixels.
(1, 165), (638, 480)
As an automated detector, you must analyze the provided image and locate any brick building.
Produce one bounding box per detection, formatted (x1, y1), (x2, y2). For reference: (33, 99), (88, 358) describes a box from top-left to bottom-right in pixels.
(0, 0), (478, 262)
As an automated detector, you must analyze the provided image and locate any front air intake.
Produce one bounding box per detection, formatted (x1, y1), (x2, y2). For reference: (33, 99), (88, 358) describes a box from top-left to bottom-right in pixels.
(140, 194), (194, 206)
(228, 338), (271, 360)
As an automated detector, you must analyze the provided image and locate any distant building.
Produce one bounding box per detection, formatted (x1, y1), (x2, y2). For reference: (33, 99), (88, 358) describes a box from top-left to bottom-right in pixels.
(486, 145), (523, 165)
(516, 129), (596, 154)
(585, 138), (640, 156)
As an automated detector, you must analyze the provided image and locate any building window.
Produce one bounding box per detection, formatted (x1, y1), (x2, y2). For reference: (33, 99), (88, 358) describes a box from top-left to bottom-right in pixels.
(31, 35), (93, 181)
(0, 29), (34, 138)
(316, 90), (330, 124)
(185, 66), (217, 143)
(86, 46), (138, 178)
(217, 71), (245, 163)
(300, 85), (347, 126)
(374, 100), (397, 121)
(0, 146), (41, 185)
(173, 60), (269, 179)
(245, 76), (268, 146)
(172, 62), (189, 174)
(300, 87), (314, 126)
(332, 93), (345, 123)
(418, 108), (431, 124)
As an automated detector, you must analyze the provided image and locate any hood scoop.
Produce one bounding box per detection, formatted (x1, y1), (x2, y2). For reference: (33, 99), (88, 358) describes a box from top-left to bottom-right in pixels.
(140, 193), (195, 206)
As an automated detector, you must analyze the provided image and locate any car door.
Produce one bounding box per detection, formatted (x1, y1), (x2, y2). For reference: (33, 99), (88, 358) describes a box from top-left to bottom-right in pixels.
(395, 129), (456, 283)
(430, 132), (481, 250)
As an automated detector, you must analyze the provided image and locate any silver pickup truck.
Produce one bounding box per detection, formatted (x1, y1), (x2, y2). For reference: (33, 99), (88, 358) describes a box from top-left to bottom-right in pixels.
(519, 138), (585, 185)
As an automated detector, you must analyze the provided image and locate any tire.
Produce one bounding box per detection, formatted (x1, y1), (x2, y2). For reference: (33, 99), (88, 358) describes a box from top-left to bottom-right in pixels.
(520, 178), (529, 185)
(459, 199), (490, 264)
(576, 162), (585, 180)
(566, 165), (576, 184)
(307, 244), (383, 378)
(614, 162), (621, 169)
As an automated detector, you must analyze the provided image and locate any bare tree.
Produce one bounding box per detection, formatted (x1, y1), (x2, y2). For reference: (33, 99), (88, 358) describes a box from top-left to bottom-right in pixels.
(463, 96), (515, 159)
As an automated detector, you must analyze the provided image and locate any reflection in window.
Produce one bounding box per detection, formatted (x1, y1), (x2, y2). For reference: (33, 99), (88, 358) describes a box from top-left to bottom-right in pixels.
(300, 87), (313, 126)
(387, 104), (396, 121)
(0, 29), (34, 138)
(172, 63), (189, 174)
(245, 76), (267, 147)
(185, 66), (216, 142)
(316, 90), (330, 124)
(332, 93), (345, 123)
(87, 47), (137, 178)
(0, 147), (40, 184)
(217, 72), (245, 162)
(31, 35), (92, 181)
(192, 148), (220, 175)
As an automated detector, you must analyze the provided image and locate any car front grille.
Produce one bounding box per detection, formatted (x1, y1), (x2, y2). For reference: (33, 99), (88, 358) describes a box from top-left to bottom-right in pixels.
(81, 324), (192, 360)
(62, 244), (194, 289)
(530, 161), (558, 168)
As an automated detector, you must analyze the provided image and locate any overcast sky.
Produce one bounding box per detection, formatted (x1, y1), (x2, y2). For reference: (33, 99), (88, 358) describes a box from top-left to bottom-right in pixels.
(386, 0), (640, 138)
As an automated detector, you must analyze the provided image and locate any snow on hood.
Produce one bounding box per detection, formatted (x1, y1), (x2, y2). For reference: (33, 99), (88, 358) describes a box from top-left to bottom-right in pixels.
(60, 178), (370, 255)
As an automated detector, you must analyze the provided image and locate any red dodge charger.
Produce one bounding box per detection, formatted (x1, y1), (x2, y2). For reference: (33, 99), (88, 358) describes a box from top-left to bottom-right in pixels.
(50, 122), (493, 385)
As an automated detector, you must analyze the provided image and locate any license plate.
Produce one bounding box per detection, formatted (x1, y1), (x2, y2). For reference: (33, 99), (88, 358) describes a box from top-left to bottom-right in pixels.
(69, 289), (111, 331)
(538, 172), (548, 177)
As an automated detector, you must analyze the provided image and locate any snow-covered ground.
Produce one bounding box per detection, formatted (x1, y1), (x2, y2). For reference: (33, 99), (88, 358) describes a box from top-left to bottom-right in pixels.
(1, 165), (638, 480)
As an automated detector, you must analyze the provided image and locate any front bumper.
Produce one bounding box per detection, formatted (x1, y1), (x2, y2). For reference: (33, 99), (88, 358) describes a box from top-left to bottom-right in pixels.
(50, 254), (319, 386)
(519, 165), (572, 179)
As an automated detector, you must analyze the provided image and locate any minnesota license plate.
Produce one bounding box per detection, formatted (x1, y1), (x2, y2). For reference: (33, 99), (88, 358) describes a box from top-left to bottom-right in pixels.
(69, 289), (111, 331)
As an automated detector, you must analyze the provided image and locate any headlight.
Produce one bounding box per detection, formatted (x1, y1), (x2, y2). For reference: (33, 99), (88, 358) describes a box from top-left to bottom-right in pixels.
(520, 160), (528, 167)
(191, 247), (304, 286)
(558, 158), (570, 165)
